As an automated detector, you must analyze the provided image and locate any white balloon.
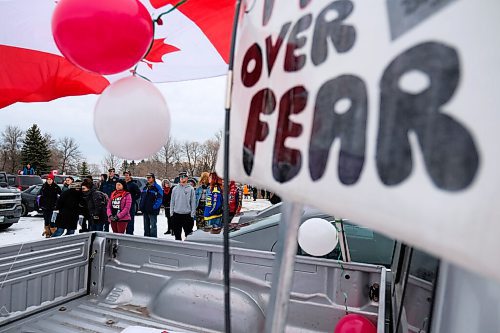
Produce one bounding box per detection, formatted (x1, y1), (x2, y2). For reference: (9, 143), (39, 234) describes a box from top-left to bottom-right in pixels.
(298, 218), (338, 256)
(94, 76), (170, 160)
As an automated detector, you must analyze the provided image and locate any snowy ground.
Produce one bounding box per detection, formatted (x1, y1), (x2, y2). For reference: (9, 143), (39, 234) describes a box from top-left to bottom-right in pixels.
(0, 199), (272, 246)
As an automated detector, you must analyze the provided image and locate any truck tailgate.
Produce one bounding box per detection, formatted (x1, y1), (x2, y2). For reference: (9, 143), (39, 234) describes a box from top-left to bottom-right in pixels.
(0, 234), (91, 327)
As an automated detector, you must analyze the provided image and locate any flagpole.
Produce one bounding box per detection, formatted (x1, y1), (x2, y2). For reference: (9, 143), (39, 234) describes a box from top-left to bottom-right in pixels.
(223, 1), (242, 332)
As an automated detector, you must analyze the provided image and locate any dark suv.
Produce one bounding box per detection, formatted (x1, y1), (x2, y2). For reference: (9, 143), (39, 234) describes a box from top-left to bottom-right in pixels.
(7, 175), (43, 191)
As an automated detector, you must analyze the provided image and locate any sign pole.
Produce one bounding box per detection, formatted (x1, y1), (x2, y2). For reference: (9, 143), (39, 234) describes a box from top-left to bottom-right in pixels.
(223, 1), (242, 332)
(264, 201), (303, 333)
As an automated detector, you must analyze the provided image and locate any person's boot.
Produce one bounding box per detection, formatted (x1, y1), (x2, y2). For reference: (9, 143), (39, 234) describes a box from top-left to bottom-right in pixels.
(42, 226), (50, 238)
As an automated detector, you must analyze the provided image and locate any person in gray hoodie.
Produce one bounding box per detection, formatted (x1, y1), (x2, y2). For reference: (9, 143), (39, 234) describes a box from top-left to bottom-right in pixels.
(170, 171), (196, 240)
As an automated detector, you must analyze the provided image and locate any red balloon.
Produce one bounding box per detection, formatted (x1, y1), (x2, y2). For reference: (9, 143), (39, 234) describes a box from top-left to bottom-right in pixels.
(334, 314), (377, 333)
(52, 0), (153, 75)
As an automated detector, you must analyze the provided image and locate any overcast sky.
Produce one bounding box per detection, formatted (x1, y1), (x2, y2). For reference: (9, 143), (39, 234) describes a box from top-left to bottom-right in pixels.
(1, 76), (226, 166)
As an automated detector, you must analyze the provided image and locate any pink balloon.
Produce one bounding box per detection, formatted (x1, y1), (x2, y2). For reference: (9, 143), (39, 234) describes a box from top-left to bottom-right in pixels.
(52, 0), (153, 74)
(334, 314), (377, 333)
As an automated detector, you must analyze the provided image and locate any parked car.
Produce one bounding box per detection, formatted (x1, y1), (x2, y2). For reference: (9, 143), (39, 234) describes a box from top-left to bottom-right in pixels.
(21, 183), (64, 217)
(41, 174), (80, 185)
(20, 184), (42, 216)
(187, 204), (395, 268)
(0, 172), (22, 230)
(7, 174), (43, 191)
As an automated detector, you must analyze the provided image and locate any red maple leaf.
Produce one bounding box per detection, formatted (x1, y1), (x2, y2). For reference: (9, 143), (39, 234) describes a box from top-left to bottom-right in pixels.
(144, 38), (180, 64)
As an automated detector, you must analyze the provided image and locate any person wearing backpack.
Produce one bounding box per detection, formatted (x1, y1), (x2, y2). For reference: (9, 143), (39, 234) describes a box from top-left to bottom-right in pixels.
(140, 173), (163, 238)
(81, 179), (108, 231)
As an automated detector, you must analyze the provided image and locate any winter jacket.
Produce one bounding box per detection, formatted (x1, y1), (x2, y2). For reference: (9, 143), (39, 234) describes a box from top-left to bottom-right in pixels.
(107, 190), (132, 222)
(125, 179), (141, 204)
(100, 175), (119, 197)
(39, 182), (61, 210)
(204, 187), (223, 221)
(162, 186), (173, 209)
(23, 167), (35, 175)
(83, 187), (108, 222)
(140, 182), (163, 215)
(195, 184), (209, 208)
(56, 188), (81, 230)
(170, 183), (196, 217)
(228, 182), (242, 214)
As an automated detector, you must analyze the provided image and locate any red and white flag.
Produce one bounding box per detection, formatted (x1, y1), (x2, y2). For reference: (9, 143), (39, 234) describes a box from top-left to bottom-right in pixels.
(0, 0), (234, 109)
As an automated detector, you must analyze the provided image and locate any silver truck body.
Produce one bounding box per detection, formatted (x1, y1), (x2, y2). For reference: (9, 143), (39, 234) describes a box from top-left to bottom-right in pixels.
(0, 172), (22, 228)
(0, 233), (386, 332)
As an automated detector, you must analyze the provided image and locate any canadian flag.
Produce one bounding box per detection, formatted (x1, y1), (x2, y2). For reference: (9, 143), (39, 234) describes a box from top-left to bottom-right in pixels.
(0, 0), (234, 109)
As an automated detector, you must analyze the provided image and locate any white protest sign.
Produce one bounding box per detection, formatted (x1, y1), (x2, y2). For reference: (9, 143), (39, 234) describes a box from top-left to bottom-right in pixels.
(222, 0), (500, 281)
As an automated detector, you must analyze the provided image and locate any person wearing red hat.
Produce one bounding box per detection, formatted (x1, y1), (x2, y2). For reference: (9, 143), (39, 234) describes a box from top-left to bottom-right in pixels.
(39, 174), (61, 237)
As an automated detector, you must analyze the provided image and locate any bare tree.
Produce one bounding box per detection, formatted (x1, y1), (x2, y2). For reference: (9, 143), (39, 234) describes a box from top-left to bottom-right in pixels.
(199, 131), (222, 172)
(156, 136), (179, 178)
(88, 163), (101, 176)
(1, 125), (24, 173)
(170, 140), (183, 165)
(101, 153), (122, 172)
(182, 141), (203, 176)
(57, 137), (82, 174)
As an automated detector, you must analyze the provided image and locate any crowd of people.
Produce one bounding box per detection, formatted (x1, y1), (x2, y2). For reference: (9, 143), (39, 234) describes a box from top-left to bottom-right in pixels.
(37, 167), (277, 240)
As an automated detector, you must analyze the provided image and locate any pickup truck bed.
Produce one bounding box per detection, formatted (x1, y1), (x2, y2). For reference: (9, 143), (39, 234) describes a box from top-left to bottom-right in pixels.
(0, 233), (386, 332)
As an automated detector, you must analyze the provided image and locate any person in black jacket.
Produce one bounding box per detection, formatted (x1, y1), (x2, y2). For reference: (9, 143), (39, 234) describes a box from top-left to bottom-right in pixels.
(82, 179), (108, 231)
(99, 168), (118, 231)
(39, 174), (62, 238)
(51, 182), (82, 237)
(123, 170), (141, 235)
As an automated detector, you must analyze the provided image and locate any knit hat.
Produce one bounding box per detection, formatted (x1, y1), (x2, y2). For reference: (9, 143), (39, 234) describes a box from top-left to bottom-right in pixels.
(146, 172), (155, 179)
(46, 174), (55, 180)
(178, 171), (188, 177)
(116, 179), (128, 190)
(81, 179), (94, 190)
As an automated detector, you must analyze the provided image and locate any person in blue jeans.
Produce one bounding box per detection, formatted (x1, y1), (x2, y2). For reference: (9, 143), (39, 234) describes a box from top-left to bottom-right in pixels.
(140, 173), (163, 237)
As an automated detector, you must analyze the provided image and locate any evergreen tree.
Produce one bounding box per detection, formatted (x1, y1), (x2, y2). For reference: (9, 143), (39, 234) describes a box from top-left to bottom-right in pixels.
(79, 161), (90, 175)
(21, 124), (51, 174)
(121, 160), (129, 174)
(129, 160), (137, 174)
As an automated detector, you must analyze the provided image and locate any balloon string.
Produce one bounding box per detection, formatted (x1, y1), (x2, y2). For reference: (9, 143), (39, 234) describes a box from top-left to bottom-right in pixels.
(132, 71), (152, 82)
(155, 0), (188, 22)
